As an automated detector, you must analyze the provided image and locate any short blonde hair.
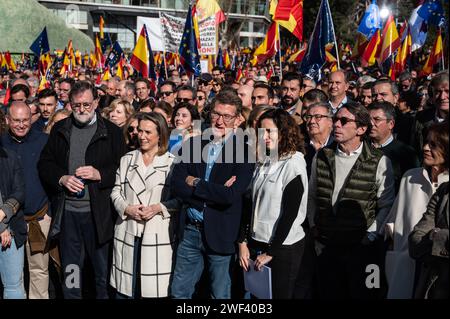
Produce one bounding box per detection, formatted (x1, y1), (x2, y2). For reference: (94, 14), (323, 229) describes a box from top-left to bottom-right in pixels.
(109, 99), (135, 119)
(44, 109), (72, 134)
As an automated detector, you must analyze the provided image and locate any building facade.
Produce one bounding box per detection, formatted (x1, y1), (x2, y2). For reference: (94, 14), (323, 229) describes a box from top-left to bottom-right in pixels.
(38, 0), (270, 50)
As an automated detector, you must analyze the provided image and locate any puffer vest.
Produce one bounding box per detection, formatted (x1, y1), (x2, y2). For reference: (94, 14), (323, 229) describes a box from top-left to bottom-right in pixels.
(315, 141), (383, 245)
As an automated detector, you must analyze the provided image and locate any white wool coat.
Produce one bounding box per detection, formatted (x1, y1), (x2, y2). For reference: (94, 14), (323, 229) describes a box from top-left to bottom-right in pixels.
(110, 150), (179, 298)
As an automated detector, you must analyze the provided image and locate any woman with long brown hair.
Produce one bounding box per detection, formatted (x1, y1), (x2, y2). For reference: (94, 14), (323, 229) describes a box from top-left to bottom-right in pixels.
(238, 108), (308, 299)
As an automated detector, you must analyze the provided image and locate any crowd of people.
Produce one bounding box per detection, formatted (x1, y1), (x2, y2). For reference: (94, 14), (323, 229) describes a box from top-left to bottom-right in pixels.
(0, 59), (448, 300)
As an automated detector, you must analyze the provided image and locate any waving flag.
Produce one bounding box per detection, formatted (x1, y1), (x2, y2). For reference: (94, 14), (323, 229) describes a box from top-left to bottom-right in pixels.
(253, 22), (279, 65)
(361, 29), (381, 67)
(130, 24), (157, 80)
(300, 0), (337, 78)
(357, 0), (382, 40)
(422, 29), (443, 76)
(216, 47), (224, 68)
(417, 0), (445, 26)
(195, 0), (226, 24)
(95, 34), (104, 69)
(378, 15), (400, 64)
(409, 4), (428, 52)
(179, 5), (201, 77)
(30, 27), (50, 56)
(270, 0), (304, 42)
(105, 41), (124, 68)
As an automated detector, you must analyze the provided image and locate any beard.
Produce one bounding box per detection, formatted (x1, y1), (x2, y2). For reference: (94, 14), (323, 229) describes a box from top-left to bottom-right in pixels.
(73, 109), (96, 126)
(281, 95), (299, 108)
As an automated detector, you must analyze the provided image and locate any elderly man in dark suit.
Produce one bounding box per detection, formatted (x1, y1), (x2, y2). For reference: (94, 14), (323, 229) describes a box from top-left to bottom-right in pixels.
(170, 90), (254, 299)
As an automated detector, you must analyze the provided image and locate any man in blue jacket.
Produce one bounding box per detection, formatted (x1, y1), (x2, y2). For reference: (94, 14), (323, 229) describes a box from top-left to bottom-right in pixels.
(2, 101), (51, 299)
(171, 89), (254, 299)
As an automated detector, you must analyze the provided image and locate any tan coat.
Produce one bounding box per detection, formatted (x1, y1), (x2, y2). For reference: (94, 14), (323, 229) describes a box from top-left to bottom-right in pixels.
(110, 150), (179, 298)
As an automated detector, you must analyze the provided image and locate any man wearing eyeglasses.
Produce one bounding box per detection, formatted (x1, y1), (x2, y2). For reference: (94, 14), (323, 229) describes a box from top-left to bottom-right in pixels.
(303, 102), (334, 177)
(176, 85), (197, 106)
(38, 81), (127, 299)
(308, 102), (395, 299)
(57, 78), (74, 110)
(368, 101), (419, 193)
(158, 81), (177, 107)
(197, 73), (214, 102)
(170, 90), (254, 299)
(2, 101), (52, 299)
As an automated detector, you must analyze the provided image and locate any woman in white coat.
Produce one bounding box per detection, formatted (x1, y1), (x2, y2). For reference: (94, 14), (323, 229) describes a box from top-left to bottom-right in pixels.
(385, 121), (449, 299)
(110, 112), (179, 298)
(238, 108), (308, 299)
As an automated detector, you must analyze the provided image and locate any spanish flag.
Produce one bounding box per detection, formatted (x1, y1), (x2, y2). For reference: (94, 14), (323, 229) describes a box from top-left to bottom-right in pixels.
(194, 0), (226, 24)
(378, 15), (400, 64)
(95, 34), (104, 69)
(130, 24), (156, 79)
(253, 22), (279, 65)
(288, 47), (306, 63)
(4, 52), (17, 72)
(422, 29), (443, 76)
(270, 0), (303, 42)
(224, 50), (231, 69)
(361, 30), (381, 67)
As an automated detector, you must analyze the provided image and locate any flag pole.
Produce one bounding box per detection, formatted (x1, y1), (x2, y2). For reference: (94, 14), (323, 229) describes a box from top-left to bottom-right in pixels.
(277, 23), (282, 76)
(440, 28), (445, 71)
(328, 0), (340, 70)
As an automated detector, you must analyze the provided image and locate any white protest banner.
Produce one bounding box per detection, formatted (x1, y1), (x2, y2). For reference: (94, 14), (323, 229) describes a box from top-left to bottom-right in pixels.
(159, 13), (185, 53)
(198, 15), (217, 55)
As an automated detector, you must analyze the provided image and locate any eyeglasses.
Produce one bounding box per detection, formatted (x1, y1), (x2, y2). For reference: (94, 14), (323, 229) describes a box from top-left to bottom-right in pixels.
(72, 102), (94, 111)
(210, 111), (236, 123)
(333, 116), (358, 126)
(127, 126), (138, 133)
(160, 91), (173, 97)
(176, 97), (192, 103)
(303, 114), (332, 122)
(370, 117), (390, 125)
(198, 81), (210, 86)
(10, 118), (31, 125)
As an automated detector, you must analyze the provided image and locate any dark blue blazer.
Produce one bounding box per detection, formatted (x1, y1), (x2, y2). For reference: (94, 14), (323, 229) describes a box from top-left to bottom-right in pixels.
(171, 134), (255, 254)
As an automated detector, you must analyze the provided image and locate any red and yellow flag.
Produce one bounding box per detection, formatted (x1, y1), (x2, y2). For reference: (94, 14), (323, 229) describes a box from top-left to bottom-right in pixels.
(378, 15), (400, 64)
(270, 0), (303, 42)
(194, 0), (226, 24)
(253, 22), (279, 65)
(361, 29), (381, 67)
(95, 35), (104, 69)
(422, 29), (443, 76)
(4, 52), (17, 71)
(224, 50), (231, 69)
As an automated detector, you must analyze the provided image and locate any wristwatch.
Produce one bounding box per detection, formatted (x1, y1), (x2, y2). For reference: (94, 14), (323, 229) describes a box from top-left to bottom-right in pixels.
(192, 178), (201, 187)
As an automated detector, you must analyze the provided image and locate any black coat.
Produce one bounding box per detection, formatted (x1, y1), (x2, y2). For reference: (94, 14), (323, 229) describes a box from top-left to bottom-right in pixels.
(171, 134), (255, 254)
(0, 147), (26, 247)
(37, 114), (127, 245)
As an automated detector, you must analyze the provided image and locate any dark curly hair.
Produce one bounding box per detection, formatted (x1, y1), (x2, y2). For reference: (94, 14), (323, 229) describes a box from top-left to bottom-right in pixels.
(256, 108), (305, 157)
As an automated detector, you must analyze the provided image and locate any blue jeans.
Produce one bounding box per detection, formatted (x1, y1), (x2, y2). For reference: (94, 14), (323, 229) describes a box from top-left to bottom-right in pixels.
(171, 224), (234, 299)
(0, 239), (26, 299)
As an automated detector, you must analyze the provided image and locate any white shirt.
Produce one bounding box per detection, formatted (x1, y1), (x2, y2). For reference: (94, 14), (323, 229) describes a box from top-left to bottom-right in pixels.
(308, 142), (395, 235)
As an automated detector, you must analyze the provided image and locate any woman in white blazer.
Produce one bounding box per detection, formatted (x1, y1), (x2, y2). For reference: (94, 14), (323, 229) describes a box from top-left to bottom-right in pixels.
(238, 108), (308, 299)
(385, 121), (449, 299)
(110, 112), (179, 298)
